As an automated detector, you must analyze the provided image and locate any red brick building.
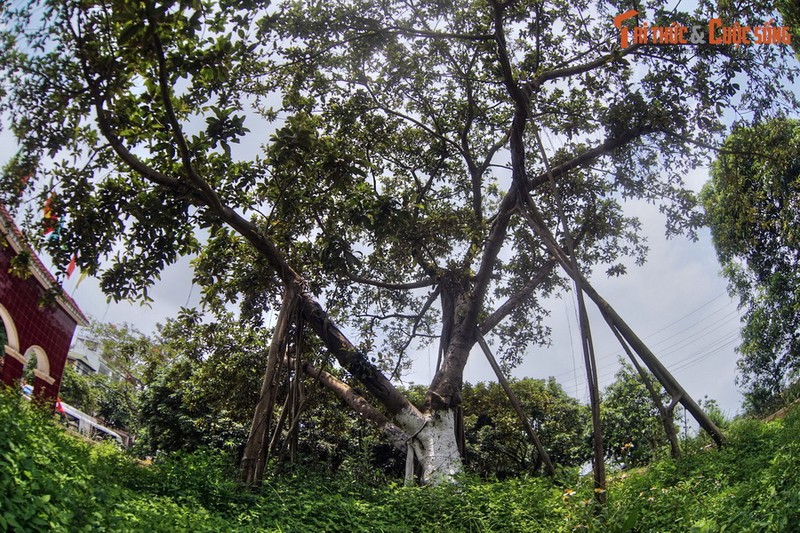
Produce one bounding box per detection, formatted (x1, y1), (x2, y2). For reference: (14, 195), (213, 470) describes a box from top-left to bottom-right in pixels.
(0, 204), (88, 406)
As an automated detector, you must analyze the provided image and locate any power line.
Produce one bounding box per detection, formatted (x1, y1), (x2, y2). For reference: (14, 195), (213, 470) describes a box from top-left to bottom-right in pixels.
(640, 292), (728, 342)
(550, 293), (737, 383)
(554, 295), (741, 396)
(648, 312), (741, 358)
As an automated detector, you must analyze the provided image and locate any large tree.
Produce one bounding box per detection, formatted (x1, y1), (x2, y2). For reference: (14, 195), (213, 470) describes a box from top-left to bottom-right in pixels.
(701, 119), (800, 415)
(463, 378), (590, 478)
(1, 0), (797, 483)
(601, 363), (676, 467)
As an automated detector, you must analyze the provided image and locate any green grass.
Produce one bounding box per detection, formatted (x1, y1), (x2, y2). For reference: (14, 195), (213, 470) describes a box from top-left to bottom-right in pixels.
(2, 388), (799, 532)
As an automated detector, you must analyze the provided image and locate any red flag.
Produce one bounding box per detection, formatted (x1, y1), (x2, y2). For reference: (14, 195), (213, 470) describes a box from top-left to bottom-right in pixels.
(66, 255), (77, 278)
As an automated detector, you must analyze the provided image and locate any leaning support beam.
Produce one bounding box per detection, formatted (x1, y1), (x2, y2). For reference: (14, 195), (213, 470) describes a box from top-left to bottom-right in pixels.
(521, 207), (725, 447)
(241, 287), (298, 486)
(589, 292), (725, 446)
(608, 324), (681, 459)
(476, 330), (557, 477)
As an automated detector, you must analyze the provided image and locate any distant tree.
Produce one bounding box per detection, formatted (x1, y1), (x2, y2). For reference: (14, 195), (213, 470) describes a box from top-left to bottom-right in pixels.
(59, 363), (100, 415)
(84, 321), (159, 432)
(697, 396), (729, 430)
(93, 374), (138, 429)
(138, 309), (269, 454)
(462, 378), (590, 478)
(778, 0), (800, 56)
(701, 119), (800, 416)
(602, 364), (677, 467)
(87, 321), (161, 383)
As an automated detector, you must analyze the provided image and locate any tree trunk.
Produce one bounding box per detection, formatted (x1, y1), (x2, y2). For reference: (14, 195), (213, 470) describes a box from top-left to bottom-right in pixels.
(404, 408), (463, 484)
(300, 358), (462, 484)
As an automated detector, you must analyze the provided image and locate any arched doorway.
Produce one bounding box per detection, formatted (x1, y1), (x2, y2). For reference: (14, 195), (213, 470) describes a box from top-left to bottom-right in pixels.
(0, 303), (24, 386)
(0, 303), (20, 352)
(23, 345), (53, 399)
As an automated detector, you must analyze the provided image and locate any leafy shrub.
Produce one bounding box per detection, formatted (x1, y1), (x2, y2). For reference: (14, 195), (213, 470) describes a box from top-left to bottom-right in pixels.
(4, 386), (800, 532)
(0, 389), (103, 531)
(0, 390), (238, 531)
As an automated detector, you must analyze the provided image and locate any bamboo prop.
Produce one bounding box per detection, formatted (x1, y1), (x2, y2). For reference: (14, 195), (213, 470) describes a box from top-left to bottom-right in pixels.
(527, 127), (605, 502)
(608, 324), (682, 459)
(519, 205), (725, 447)
(476, 331), (557, 477)
(241, 286), (298, 486)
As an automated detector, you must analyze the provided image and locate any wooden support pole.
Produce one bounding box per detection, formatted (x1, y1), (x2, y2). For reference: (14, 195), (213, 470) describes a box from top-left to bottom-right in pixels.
(241, 286), (298, 486)
(608, 324), (681, 459)
(580, 285), (725, 447)
(526, 125), (605, 501)
(520, 206), (725, 447)
(572, 283), (606, 503)
(476, 330), (557, 477)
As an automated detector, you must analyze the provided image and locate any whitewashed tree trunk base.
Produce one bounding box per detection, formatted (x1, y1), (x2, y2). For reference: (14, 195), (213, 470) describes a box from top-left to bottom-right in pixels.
(403, 408), (462, 484)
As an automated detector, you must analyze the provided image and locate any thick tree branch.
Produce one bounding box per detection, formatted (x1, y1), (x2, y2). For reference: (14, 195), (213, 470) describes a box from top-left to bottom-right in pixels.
(148, 13), (226, 213)
(68, 19), (182, 192)
(297, 358), (411, 451)
(382, 26), (494, 42)
(345, 271), (436, 290)
(490, 0), (527, 108)
(527, 126), (656, 190)
(526, 44), (641, 94)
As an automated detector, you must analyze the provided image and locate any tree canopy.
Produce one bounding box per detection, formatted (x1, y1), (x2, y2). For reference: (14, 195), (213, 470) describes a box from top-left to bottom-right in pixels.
(701, 119), (800, 415)
(1, 0), (798, 482)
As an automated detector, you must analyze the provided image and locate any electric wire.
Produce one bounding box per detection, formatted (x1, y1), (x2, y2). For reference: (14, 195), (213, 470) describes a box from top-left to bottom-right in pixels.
(550, 293), (742, 401)
(550, 294), (738, 383)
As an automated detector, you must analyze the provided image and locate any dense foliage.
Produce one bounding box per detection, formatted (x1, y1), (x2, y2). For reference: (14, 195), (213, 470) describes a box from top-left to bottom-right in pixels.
(138, 309), (269, 455)
(601, 364), (676, 467)
(701, 119), (800, 415)
(462, 379), (590, 477)
(3, 387), (800, 531)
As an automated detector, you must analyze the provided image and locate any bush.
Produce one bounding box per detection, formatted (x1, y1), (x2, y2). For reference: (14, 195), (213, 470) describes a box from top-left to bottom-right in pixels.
(0, 390), (237, 531)
(3, 386), (800, 532)
(0, 389), (103, 531)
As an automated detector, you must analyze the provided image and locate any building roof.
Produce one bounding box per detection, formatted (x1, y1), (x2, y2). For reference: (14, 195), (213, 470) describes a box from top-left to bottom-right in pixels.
(0, 203), (90, 326)
(67, 350), (98, 372)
